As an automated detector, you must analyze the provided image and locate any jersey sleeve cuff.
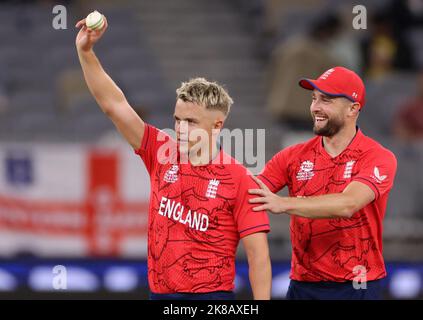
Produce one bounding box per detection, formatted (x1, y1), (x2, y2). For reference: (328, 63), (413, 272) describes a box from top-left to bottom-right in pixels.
(258, 175), (278, 193)
(134, 124), (150, 155)
(239, 224), (270, 239)
(352, 177), (380, 200)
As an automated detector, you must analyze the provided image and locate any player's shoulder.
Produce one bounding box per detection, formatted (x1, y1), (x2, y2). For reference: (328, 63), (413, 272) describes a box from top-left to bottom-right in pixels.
(138, 123), (175, 150)
(217, 151), (254, 181)
(358, 131), (397, 163)
(146, 123), (174, 140)
(273, 135), (321, 161)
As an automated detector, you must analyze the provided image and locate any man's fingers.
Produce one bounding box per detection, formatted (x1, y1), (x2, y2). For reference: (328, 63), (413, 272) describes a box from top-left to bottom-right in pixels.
(103, 15), (108, 30)
(75, 19), (86, 28)
(249, 197), (267, 204)
(248, 189), (266, 196)
(252, 205), (268, 212)
(250, 175), (269, 191)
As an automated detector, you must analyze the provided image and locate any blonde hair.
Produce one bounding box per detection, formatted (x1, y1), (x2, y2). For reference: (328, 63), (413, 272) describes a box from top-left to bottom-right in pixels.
(176, 77), (234, 116)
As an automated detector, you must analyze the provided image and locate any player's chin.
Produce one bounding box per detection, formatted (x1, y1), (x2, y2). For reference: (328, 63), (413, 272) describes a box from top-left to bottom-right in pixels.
(313, 122), (325, 132)
(313, 124), (330, 136)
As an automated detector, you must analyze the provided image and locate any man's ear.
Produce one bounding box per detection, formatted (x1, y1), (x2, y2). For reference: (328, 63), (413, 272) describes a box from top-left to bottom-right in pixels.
(214, 119), (224, 130)
(350, 102), (361, 116)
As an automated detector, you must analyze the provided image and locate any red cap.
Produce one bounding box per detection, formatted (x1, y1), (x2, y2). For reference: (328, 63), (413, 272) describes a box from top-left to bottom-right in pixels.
(299, 66), (366, 109)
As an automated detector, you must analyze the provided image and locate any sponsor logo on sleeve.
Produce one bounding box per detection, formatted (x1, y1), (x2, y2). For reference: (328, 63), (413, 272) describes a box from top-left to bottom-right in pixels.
(371, 167), (387, 184)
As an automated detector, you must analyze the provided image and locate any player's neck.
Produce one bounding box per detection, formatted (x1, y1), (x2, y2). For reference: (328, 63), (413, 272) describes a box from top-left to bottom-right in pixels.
(322, 125), (357, 158)
(189, 140), (219, 166)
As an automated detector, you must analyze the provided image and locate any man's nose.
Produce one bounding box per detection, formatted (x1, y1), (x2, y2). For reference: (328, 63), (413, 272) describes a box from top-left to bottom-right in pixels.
(178, 121), (189, 136)
(310, 100), (321, 113)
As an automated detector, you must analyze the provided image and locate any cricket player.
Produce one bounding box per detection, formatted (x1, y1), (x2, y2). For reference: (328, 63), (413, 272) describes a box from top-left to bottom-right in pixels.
(75, 15), (271, 300)
(249, 66), (397, 299)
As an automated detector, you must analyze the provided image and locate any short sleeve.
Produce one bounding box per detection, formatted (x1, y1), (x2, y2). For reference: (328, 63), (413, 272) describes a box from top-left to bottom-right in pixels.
(352, 148), (397, 200)
(234, 170), (270, 239)
(258, 147), (291, 193)
(134, 124), (174, 174)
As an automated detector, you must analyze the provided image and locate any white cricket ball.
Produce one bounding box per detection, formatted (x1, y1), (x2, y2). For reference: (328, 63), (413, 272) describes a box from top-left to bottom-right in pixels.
(85, 10), (105, 30)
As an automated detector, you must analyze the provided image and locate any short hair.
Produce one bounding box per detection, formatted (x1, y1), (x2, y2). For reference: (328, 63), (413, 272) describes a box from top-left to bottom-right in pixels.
(176, 77), (234, 116)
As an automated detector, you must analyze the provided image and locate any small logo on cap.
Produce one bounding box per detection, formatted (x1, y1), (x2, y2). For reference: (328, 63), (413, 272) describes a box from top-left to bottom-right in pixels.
(320, 68), (335, 80)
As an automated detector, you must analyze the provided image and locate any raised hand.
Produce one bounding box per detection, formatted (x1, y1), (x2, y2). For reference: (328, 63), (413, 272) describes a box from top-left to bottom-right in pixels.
(75, 15), (108, 52)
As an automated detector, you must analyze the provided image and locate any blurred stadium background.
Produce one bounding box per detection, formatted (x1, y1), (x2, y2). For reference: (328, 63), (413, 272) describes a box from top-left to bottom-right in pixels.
(0, 0), (422, 299)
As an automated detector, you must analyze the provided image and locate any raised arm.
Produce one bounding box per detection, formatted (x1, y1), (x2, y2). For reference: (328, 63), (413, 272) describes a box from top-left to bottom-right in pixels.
(75, 15), (145, 150)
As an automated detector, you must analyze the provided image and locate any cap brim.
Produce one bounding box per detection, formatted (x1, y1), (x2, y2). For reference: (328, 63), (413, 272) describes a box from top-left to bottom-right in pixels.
(298, 78), (316, 90)
(298, 78), (355, 103)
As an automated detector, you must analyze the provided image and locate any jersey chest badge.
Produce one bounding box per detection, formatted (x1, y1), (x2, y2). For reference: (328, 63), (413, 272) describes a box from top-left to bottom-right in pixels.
(296, 160), (315, 181)
(205, 179), (220, 198)
(343, 160), (356, 179)
(164, 165), (179, 183)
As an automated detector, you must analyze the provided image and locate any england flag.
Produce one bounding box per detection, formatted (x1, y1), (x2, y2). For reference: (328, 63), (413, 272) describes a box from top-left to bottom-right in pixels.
(0, 142), (150, 258)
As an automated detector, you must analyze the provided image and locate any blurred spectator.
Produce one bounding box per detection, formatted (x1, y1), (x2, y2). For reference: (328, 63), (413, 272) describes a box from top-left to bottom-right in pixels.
(388, 0), (423, 31)
(388, 0), (423, 69)
(361, 10), (416, 80)
(266, 13), (342, 130)
(329, 2), (363, 72)
(393, 70), (423, 142)
(261, 0), (324, 40)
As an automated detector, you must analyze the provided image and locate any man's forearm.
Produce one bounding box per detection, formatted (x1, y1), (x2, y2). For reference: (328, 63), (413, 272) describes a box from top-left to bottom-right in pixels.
(282, 193), (356, 219)
(248, 254), (272, 300)
(77, 49), (126, 113)
(250, 177), (376, 219)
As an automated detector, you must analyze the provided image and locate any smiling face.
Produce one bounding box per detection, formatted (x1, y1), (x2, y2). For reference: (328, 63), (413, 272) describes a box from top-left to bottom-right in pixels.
(310, 90), (359, 137)
(174, 78), (233, 158)
(174, 99), (224, 155)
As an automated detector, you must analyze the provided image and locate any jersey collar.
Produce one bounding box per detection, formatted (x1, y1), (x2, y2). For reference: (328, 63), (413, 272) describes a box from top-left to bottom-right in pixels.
(177, 142), (225, 167)
(319, 126), (364, 160)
